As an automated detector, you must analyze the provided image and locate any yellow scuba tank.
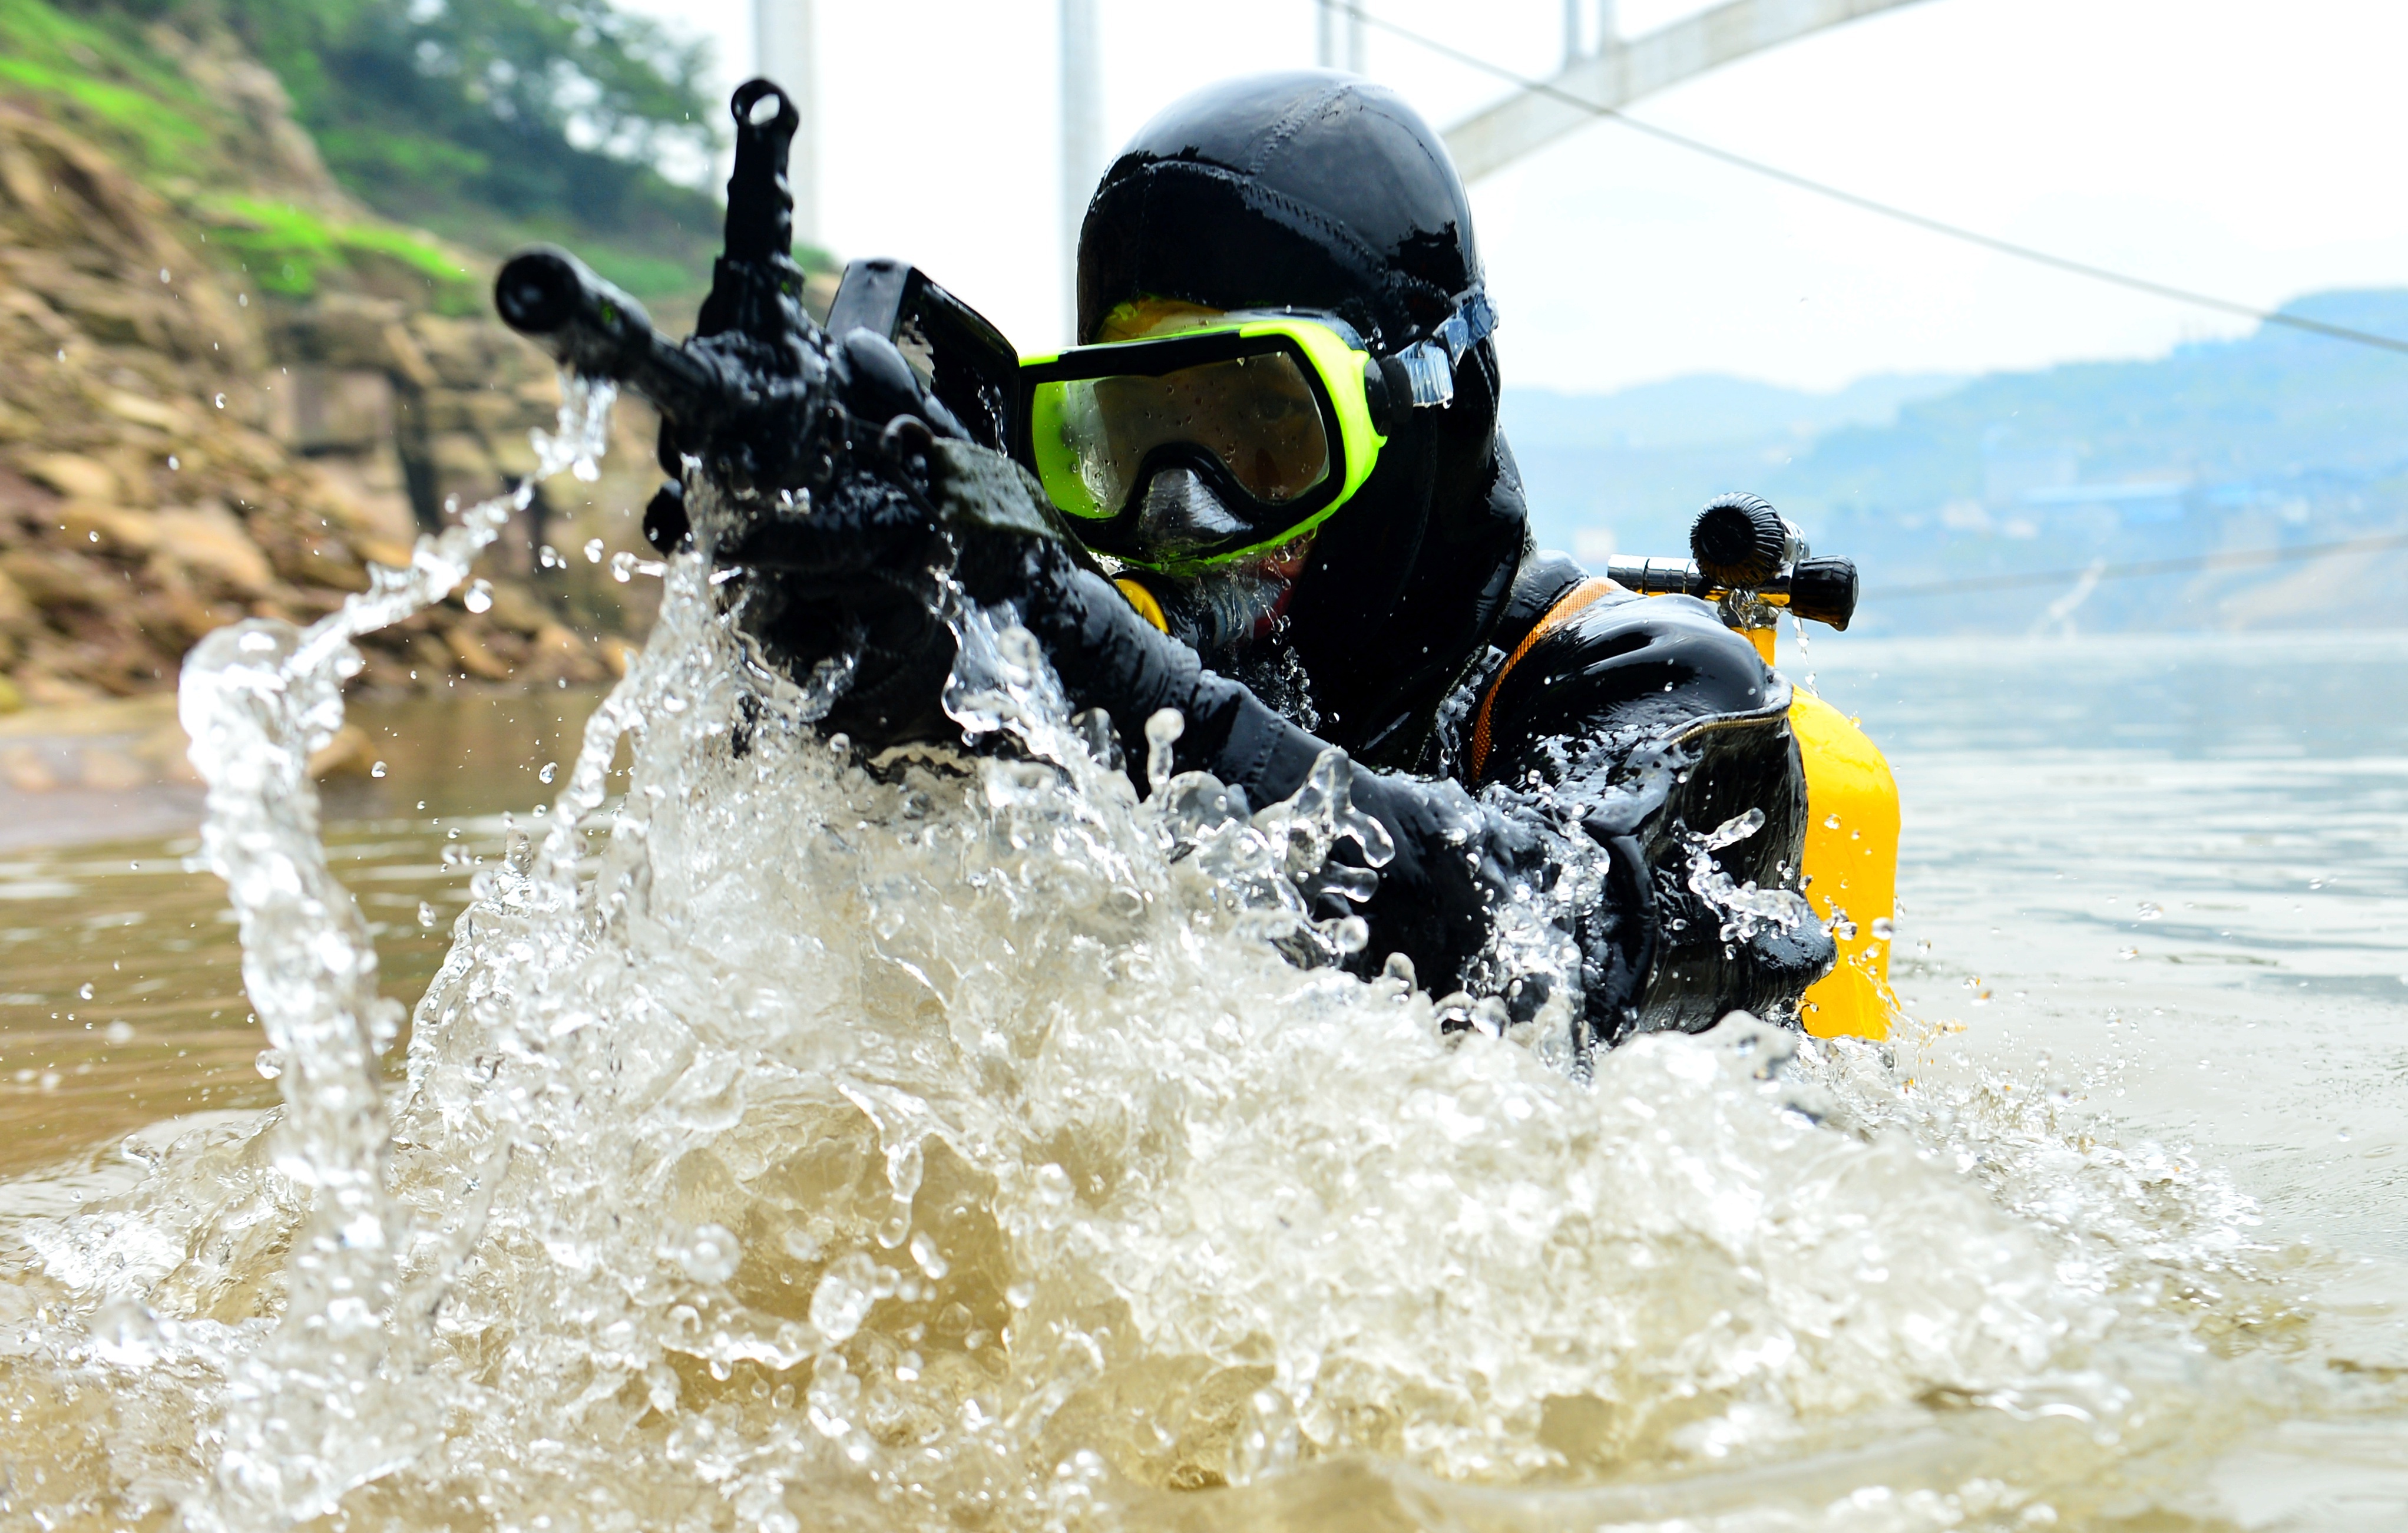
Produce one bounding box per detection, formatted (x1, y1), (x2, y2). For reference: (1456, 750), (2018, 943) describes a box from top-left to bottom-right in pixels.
(1615, 495), (1900, 1040)
(1778, 649), (1901, 1040)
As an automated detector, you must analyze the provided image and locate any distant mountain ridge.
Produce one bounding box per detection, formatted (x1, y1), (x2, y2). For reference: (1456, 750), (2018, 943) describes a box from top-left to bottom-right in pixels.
(1501, 290), (2408, 633)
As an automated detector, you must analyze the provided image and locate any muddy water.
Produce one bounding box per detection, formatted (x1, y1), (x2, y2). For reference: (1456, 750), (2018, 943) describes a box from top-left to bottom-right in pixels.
(0, 688), (610, 1186)
(2, 608), (2407, 1531)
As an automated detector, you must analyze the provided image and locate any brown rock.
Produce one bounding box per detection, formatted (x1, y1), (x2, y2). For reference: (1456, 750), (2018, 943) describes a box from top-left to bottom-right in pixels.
(271, 367), (392, 452)
(98, 388), (192, 435)
(57, 499), (158, 554)
(357, 536), (416, 570)
(133, 721), (201, 784)
(530, 622), (606, 684)
(443, 621), (514, 680)
(306, 722), (374, 778)
(484, 579), (552, 636)
(21, 452), (117, 501)
(151, 505), (274, 595)
(381, 322), (439, 391)
(97, 444), (158, 507)
(0, 567), (33, 633)
(409, 315), (503, 389)
(1, 549), (114, 609)
(408, 629), (455, 676)
(271, 293), (409, 371)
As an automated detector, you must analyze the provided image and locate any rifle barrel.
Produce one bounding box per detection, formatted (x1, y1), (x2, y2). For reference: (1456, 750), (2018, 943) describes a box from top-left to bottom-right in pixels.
(494, 246), (722, 424)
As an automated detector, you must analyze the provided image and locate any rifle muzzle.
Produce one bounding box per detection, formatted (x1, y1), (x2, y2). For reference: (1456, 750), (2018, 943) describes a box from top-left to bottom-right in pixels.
(495, 246), (721, 424)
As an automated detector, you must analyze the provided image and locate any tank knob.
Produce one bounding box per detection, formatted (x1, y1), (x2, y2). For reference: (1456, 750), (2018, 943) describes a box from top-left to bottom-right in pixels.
(1691, 493), (1792, 589)
(1787, 556), (1858, 631)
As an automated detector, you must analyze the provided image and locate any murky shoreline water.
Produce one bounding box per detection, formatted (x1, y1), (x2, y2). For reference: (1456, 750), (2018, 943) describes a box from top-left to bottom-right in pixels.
(0, 689), (613, 1185)
(3, 619), (2406, 1529)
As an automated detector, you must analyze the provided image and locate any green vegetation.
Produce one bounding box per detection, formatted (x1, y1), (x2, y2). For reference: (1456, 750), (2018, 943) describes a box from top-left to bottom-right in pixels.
(0, 0), (222, 170)
(0, 0), (801, 302)
(198, 193), (479, 309)
(204, 0), (733, 286)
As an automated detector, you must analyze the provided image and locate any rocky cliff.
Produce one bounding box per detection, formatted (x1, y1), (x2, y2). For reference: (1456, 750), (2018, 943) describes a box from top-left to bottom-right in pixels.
(0, 6), (681, 709)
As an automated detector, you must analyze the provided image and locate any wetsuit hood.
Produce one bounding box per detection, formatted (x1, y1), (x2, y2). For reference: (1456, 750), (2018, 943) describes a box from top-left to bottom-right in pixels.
(1077, 70), (1529, 765)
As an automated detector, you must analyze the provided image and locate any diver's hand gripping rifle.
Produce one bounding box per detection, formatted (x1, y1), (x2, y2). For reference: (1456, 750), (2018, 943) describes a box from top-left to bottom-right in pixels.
(1608, 493), (1861, 635)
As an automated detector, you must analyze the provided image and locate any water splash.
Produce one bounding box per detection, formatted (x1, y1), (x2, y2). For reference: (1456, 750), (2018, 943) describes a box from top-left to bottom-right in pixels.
(5, 399), (2408, 1528)
(163, 374), (618, 1528)
(1685, 807), (1814, 947)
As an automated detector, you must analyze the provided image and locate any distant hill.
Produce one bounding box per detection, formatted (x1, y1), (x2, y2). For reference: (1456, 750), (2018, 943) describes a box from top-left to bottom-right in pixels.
(1502, 372), (1964, 565)
(1504, 292), (2408, 634)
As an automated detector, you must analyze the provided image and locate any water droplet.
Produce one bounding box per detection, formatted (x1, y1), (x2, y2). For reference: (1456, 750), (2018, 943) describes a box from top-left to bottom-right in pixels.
(91, 1296), (161, 1369)
(212, 392), (225, 408)
(584, 537), (606, 563)
(810, 1253), (881, 1343)
(416, 901), (439, 930)
(370, 760), (387, 778)
(645, 1362), (679, 1415)
(166, 455), (178, 471)
(1033, 1163), (1074, 1208)
(254, 1048), (285, 1080)
(77, 982), (94, 1000)
(674, 1224), (740, 1284)
(610, 550), (637, 584)
(1870, 916), (1895, 941)
(539, 761), (558, 784)
(1824, 814), (1841, 830)
(908, 1231), (949, 1280)
(463, 579), (494, 614)
(2136, 901), (2163, 921)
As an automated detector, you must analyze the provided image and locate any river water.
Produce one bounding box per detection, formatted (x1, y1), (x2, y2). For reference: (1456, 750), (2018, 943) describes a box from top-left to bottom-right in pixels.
(2, 583), (2406, 1527)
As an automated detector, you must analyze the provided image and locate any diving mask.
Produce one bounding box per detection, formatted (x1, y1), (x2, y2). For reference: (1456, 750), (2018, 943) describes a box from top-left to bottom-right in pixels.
(1016, 313), (1397, 571)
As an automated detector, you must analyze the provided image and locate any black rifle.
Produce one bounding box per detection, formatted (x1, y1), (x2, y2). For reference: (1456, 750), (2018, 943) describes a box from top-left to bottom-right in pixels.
(492, 79), (1018, 555)
(491, 80), (1074, 748)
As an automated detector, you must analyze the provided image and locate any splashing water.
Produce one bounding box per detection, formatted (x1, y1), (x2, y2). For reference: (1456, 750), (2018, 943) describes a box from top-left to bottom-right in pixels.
(1685, 807), (1814, 949)
(4, 392), (2408, 1529)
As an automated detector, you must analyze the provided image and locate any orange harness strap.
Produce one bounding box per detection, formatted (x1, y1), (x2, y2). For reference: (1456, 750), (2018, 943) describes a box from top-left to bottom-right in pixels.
(1466, 577), (1615, 784)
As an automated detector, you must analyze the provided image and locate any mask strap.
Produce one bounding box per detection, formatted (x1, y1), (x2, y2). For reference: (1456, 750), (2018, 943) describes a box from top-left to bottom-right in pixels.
(1390, 289), (1499, 409)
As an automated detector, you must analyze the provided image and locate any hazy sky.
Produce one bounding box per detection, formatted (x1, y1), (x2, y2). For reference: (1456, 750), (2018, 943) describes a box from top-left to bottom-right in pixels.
(613, 0), (2408, 395)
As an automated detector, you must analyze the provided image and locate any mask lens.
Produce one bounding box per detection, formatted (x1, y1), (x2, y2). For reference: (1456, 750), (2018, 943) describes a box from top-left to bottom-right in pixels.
(1031, 347), (1332, 521)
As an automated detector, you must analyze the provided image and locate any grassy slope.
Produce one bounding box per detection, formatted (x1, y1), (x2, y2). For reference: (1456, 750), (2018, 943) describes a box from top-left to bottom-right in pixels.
(0, 0), (491, 307)
(0, 0), (772, 305)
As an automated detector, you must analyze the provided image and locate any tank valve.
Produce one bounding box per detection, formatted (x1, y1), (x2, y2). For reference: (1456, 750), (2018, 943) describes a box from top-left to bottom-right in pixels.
(1691, 492), (1801, 589)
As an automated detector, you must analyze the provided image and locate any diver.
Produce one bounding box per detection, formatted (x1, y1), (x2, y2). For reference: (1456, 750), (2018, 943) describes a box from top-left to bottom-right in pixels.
(572, 72), (1834, 1055)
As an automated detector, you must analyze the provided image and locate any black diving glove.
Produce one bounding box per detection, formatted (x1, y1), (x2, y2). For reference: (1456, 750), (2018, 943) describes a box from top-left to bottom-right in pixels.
(668, 328), (981, 749)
